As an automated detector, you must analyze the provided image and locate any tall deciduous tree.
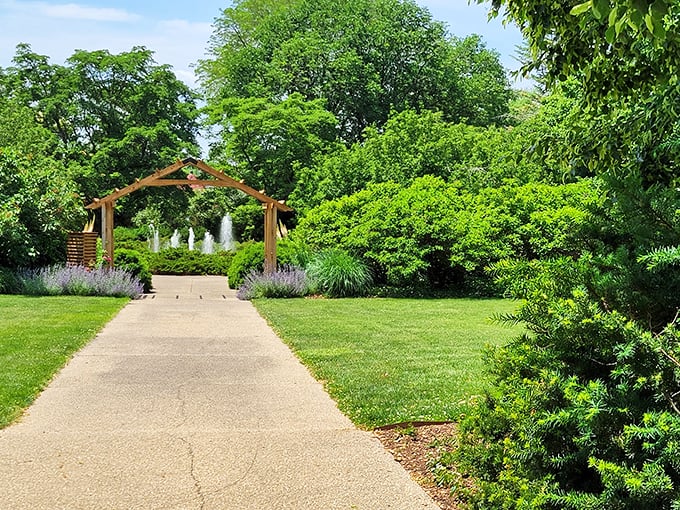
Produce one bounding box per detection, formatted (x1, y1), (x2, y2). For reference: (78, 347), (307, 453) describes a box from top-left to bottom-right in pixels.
(199, 0), (511, 143)
(206, 93), (339, 200)
(2, 45), (201, 223)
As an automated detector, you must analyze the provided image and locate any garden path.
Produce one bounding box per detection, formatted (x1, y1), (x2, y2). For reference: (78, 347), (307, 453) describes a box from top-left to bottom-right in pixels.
(0, 275), (437, 509)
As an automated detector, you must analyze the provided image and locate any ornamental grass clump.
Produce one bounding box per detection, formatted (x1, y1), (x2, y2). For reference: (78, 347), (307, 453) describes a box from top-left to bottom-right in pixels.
(307, 249), (373, 297)
(18, 265), (143, 298)
(237, 266), (310, 300)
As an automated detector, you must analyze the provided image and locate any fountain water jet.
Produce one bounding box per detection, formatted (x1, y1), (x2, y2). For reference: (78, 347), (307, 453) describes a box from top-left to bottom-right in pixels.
(170, 229), (181, 248)
(202, 232), (215, 254)
(188, 227), (195, 251)
(148, 223), (160, 253)
(219, 213), (235, 251)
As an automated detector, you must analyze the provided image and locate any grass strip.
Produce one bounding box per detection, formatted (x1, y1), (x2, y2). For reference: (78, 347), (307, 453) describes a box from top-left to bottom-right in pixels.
(0, 295), (128, 428)
(254, 297), (521, 428)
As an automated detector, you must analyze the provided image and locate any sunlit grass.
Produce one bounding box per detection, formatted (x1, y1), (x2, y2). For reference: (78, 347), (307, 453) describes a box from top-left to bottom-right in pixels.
(254, 297), (522, 428)
(0, 295), (127, 428)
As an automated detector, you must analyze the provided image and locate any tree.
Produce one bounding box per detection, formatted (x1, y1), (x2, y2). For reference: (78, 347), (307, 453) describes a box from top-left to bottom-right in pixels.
(451, 2), (680, 508)
(206, 93), (339, 200)
(2, 45), (201, 223)
(0, 150), (85, 268)
(290, 106), (569, 212)
(199, 0), (511, 143)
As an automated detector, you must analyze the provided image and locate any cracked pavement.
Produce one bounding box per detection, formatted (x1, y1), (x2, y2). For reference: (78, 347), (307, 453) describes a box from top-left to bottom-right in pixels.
(0, 275), (438, 509)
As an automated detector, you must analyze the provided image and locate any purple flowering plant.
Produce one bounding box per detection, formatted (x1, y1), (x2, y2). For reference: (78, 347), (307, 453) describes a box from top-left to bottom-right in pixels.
(19, 265), (143, 298)
(237, 265), (310, 300)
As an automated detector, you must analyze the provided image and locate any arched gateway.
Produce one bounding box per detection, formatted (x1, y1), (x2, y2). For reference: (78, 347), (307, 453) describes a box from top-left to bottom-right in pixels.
(86, 157), (293, 273)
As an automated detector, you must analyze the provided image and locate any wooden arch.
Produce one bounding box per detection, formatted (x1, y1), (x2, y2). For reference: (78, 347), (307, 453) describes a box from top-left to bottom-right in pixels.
(85, 157), (293, 273)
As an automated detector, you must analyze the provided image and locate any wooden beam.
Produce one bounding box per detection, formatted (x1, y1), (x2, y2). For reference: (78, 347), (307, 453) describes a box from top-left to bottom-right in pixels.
(194, 160), (293, 212)
(86, 159), (188, 209)
(145, 179), (241, 187)
(86, 159), (293, 212)
(263, 203), (277, 274)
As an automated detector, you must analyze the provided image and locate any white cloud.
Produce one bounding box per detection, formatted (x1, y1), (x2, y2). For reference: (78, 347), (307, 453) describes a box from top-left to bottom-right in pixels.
(42, 3), (140, 22)
(0, 1), (140, 22)
(157, 19), (212, 33)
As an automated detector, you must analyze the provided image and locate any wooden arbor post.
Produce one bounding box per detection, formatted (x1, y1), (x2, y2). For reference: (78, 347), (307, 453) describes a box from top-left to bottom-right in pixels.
(101, 201), (114, 268)
(263, 203), (278, 274)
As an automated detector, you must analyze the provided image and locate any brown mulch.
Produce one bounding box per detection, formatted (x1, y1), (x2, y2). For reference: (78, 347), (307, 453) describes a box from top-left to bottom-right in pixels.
(373, 422), (465, 510)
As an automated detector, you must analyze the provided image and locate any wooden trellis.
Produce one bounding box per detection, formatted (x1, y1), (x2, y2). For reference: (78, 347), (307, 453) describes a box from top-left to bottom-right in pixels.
(85, 157), (293, 273)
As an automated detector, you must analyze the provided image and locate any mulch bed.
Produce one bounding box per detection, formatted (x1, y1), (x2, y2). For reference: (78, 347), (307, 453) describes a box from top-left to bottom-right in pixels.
(373, 422), (466, 510)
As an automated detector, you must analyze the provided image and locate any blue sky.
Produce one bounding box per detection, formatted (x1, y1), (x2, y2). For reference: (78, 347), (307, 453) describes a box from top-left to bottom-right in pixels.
(0, 0), (526, 88)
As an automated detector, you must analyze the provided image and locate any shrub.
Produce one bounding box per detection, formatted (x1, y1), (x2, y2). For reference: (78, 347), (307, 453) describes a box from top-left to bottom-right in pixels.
(0, 150), (85, 268)
(149, 248), (233, 276)
(293, 177), (598, 291)
(17, 265), (143, 298)
(0, 267), (21, 294)
(307, 249), (373, 297)
(236, 266), (310, 300)
(113, 226), (149, 252)
(115, 248), (152, 292)
(228, 241), (264, 288)
(452, 251), (680, 508)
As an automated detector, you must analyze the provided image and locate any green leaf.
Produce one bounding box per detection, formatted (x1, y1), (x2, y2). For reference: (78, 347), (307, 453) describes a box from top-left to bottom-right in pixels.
(629, 7), (644, 30)
(651, 0), (669, 16)
(592, 0), (610, 20)
(570, 1), (593, 16)
(608, 4), (619, 26)
(615, 14), (628, 36)
(644, 13), (655, 34)
(653, 19), (666, 39)
(605, 25), (617, 43)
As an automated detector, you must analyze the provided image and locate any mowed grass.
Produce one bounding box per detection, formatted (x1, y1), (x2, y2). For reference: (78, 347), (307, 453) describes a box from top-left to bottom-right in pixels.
(254, 297), (522, 428)
(0, 295), (128, 428)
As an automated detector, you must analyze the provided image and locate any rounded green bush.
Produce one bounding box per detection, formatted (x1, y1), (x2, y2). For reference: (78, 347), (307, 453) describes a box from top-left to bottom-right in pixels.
(228, 240), (311, 288)
(115, 248), (153, 292)
(307, 249), (373, 297)
(228, 241), (264, 288)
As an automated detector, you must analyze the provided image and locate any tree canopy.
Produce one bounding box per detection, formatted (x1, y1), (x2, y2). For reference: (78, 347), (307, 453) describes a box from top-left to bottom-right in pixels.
(2, 45), (201, 222)
(199, 0), (512, 143)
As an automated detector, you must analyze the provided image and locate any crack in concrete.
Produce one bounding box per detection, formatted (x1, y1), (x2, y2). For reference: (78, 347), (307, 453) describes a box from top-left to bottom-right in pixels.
(177, 436), (206, 510)
(172, 385), (206, 509)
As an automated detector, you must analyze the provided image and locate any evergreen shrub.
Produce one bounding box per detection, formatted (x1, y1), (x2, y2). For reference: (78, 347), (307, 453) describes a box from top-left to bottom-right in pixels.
(149, 248), (233, 276)
(452, 253), (680, 508)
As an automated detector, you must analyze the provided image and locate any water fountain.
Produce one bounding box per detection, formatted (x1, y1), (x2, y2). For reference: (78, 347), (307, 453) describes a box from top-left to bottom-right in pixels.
(188, 227), (195, 251)
(170, 229), (181, 248)
(202, 232), (215, 254)
(148, 223), (160, 253)
(219, 213), (235, 251)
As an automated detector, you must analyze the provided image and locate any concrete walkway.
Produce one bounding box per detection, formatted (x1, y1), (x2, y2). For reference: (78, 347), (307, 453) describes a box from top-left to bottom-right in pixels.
(0, 275), (438, 509)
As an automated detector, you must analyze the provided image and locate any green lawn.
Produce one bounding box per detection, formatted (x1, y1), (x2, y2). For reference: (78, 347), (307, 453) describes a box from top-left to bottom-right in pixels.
(0, 295), (128, 428)
(254, 297), (522, 428)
